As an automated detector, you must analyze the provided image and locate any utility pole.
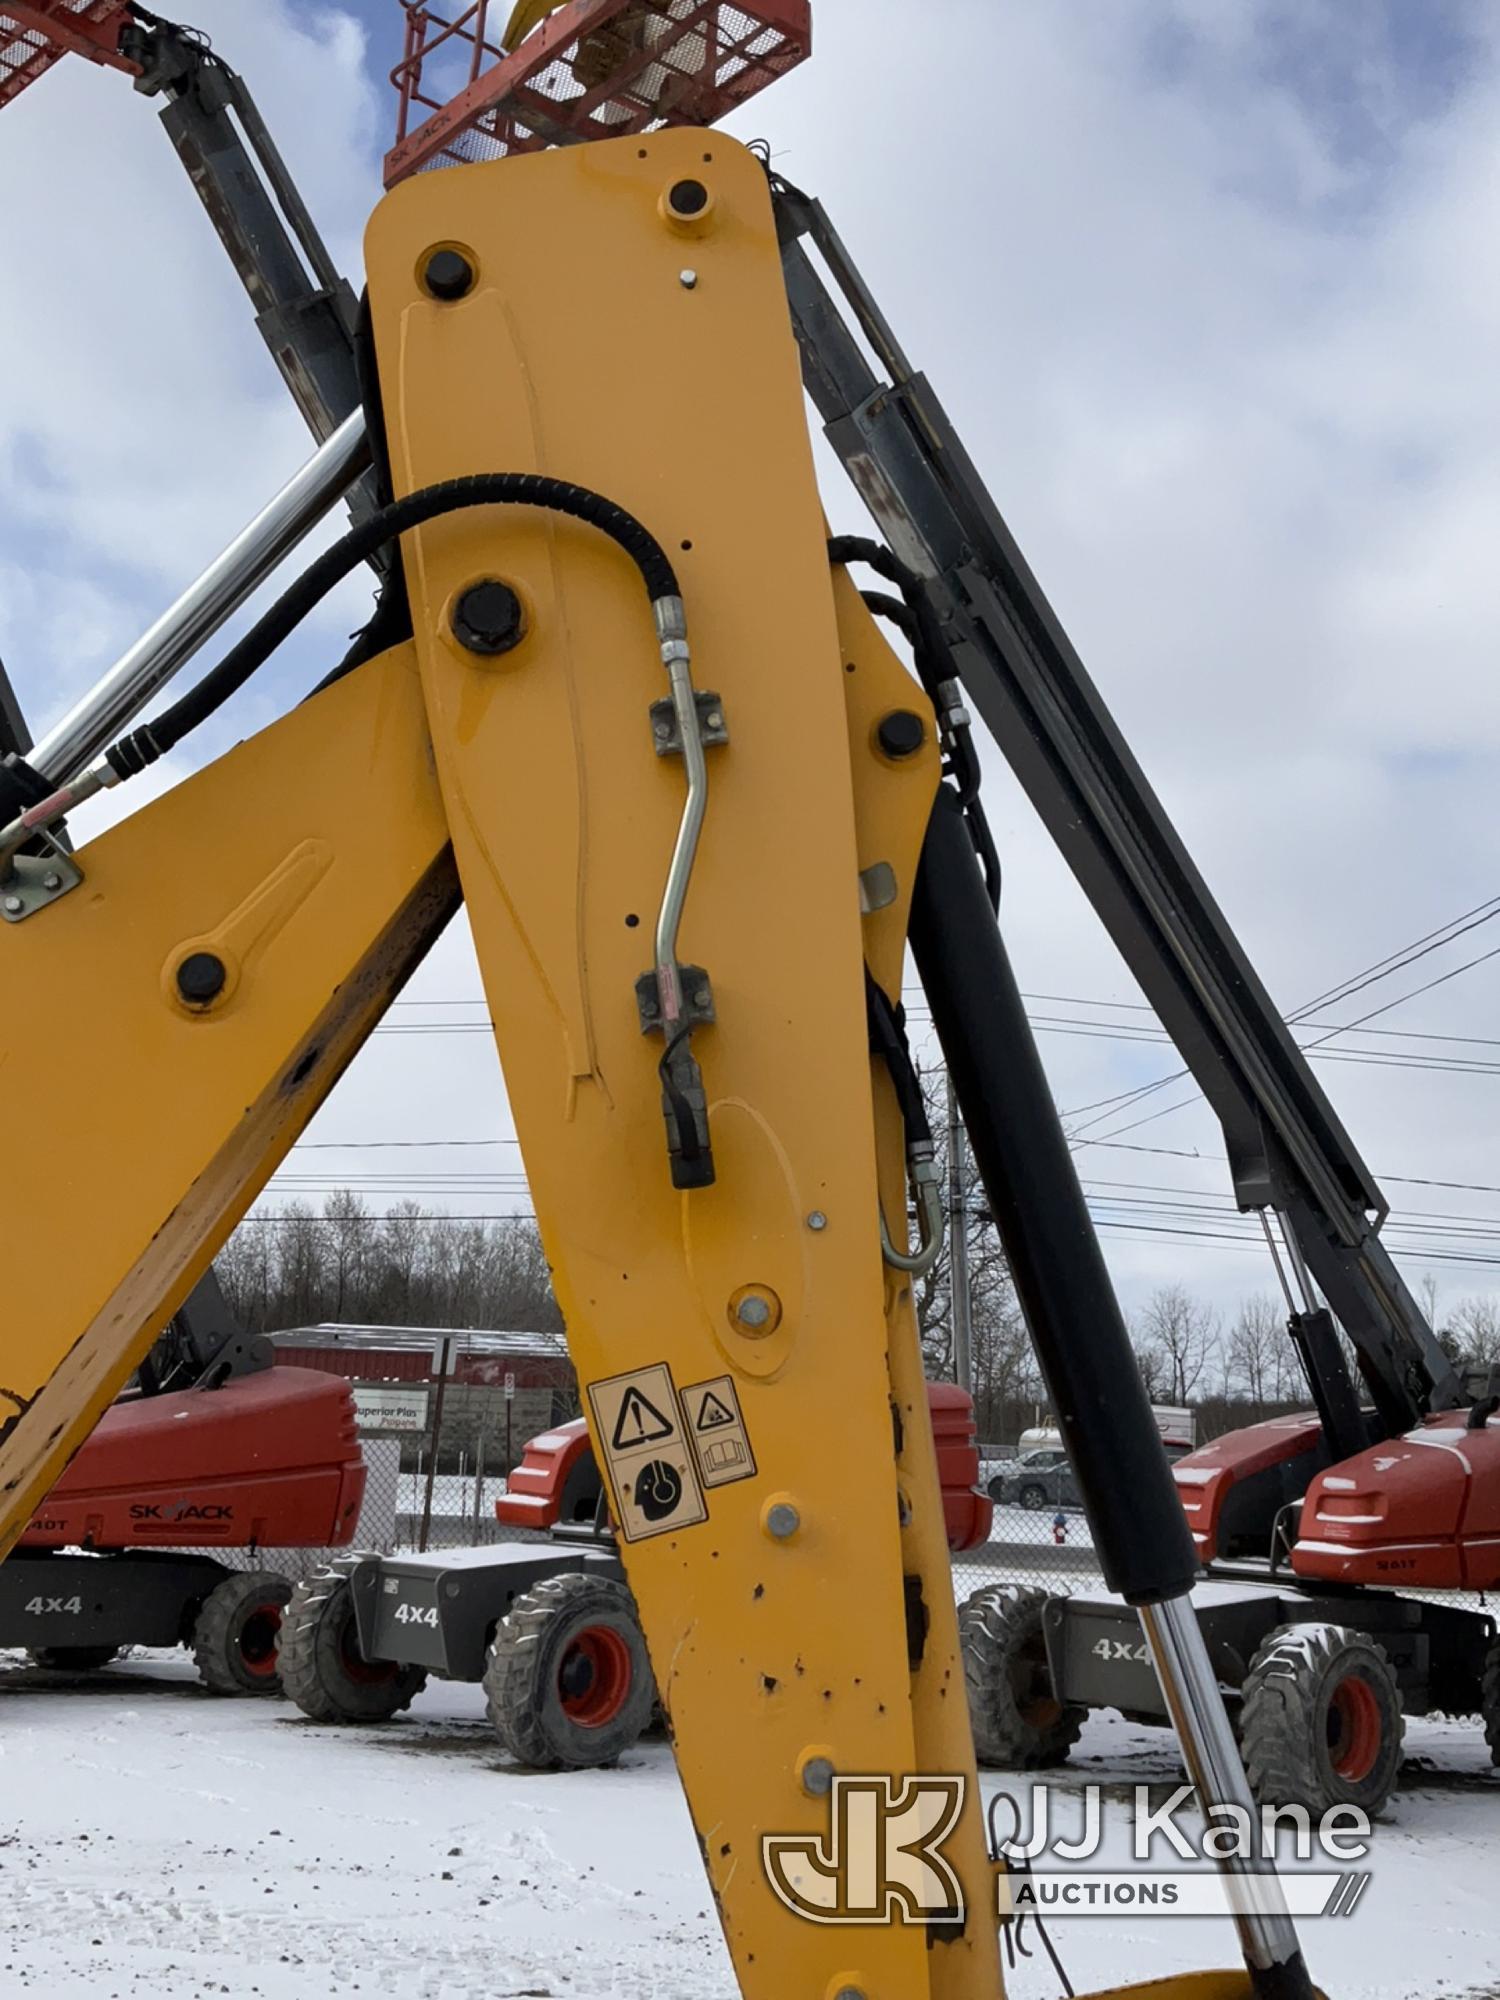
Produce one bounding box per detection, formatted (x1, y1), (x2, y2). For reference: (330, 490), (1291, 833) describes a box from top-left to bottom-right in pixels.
(946, 1069), (974, 1395)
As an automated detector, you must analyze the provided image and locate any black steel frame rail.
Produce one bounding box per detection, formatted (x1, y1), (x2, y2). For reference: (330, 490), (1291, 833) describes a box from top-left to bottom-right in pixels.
(774, 177), (1462, 1435)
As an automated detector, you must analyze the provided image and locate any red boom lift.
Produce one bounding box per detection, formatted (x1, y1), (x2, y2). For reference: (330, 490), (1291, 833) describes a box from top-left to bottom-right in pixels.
(6, 1278), (366, 1691)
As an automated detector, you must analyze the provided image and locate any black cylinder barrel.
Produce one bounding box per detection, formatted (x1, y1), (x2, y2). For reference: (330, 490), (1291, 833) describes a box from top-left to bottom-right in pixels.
(909, 787), (1199, 1604)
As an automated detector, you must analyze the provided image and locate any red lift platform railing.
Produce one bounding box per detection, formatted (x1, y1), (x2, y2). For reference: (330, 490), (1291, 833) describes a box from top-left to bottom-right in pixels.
(385, 0), (811, 187)
(0, 1), (136, 106)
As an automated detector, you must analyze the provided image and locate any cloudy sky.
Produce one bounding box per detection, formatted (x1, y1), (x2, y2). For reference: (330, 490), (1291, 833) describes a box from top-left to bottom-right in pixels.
(3, 0), (1498, 1333)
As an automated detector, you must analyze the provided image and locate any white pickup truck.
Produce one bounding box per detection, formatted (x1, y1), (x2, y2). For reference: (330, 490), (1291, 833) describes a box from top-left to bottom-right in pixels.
(985, 1406), (1196, 1510)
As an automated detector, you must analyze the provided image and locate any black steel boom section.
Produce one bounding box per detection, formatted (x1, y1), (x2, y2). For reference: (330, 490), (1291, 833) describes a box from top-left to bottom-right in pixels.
(122, 12), (366, 462)
(773, 178), (1463, 1437)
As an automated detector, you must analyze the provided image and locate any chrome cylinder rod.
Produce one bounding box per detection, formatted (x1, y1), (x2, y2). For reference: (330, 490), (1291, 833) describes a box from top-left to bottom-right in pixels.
(1139, 1595), (1311, 1991)
(31, 409), (371, 785)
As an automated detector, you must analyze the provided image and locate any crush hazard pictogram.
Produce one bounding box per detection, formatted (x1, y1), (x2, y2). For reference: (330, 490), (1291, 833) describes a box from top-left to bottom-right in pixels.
(695, 1391), (736, 1432)
(681, 1376), (758, 1490)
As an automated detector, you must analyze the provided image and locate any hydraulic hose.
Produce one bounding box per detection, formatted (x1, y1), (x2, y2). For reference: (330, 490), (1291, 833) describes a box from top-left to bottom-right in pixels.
(830, 535), (1002, 909)
(106, 474), (680, 777)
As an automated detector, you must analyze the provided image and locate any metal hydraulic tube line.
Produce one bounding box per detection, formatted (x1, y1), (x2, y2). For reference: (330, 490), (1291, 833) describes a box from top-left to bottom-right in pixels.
(651, 594), (706, 1027)
(908, 786), (1313, 2000)
(30, 410), (371, 786)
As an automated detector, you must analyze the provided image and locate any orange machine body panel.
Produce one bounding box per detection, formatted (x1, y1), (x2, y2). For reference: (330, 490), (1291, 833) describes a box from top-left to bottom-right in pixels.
(496, 1419), (602, 1532)
(499, 1382), (995, 1553)
(19, 1366), (367, 1551)
(1170, 1414), (1326, 1565)
(926, 1379), (994, 1553)
(1292, 1410), (1500, 1592)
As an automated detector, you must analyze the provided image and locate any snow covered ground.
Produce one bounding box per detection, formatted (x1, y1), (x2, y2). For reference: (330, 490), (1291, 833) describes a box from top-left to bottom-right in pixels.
(2, 1647), (1497, 2000)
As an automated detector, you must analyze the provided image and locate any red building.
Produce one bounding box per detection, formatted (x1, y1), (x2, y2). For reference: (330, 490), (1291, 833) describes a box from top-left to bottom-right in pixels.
(270, 1324), (575, 1464)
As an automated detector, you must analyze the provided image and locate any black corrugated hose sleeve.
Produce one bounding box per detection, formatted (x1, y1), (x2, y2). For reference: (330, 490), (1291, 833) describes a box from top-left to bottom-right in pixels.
(829, 535), (950, 703)
(832, 533), (1003, 912)
(865, 969), (932, 1149)
(859, 588), (918, 647)
(106, 474), (680, 778)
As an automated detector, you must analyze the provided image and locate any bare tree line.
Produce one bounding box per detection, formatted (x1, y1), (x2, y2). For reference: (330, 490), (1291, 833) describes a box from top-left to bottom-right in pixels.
(217, 1193), (564, 1339)
(218, 1185), (1500, 1449)
(1126, 1277), (1500, 1443)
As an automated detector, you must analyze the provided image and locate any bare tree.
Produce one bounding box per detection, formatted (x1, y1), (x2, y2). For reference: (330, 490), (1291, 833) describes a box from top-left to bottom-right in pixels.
(1135, 1284), (1219, 1405)
(373, 1200), (428, 1320)
(323, 1189), (373, 1320)
(910, 1069), (1041, 1442)
(1418, 1271), (1442, 1332)
(1226, 1294), (1283, 1403)
(218, 1192), (566, 1340)
(277, 1201), (327, 1328)
(1448, 1296), (1500, 1369)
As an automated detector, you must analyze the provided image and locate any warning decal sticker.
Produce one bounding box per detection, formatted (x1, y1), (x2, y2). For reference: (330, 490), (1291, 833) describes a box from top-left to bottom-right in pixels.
(587, 1363), (708, 1543)
(681, 1374), (758, 1490)
(611, 1384), (675, 1450)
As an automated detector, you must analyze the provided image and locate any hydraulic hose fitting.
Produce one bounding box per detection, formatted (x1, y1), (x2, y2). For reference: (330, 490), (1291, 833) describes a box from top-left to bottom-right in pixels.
(0, 762), (118, 875)
(879, 1140), (946, 1278)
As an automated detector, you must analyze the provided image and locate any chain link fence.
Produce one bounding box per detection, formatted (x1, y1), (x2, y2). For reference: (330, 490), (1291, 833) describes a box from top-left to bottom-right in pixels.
(952, 1435), (1104, 1612)
(194, 1346), (574, 1582)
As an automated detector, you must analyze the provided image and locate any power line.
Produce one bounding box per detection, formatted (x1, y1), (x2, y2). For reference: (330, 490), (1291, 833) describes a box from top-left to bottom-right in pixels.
(1074, 1089), (1205, 1145)
(1054, 889), (1500, 1134)
(1072, 938), (1500, 1148)
(365, 1007), (1500, 1081)
(237, 1196), (1500, 1278)
(1293, 891), (1500, 1017)
(402, 983), (1500, 1049)
(296, 1144), (528, 1160)
(280, 1133), (1500, 1202)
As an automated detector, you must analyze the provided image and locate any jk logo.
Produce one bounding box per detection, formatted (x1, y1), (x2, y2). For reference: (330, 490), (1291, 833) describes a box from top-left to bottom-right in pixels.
(762, 1775), (966, 1925)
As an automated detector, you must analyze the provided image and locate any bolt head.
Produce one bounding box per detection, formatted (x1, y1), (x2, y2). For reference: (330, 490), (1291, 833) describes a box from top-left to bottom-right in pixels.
(41, 872), (62, 892)
(736, 1296), (771, 1329)
(423, 247), (475, 300)
(876, 709), (927, 760)
(679, 269), (699, 290)
(691, 986), (712, 1011)
(806, 1210), (828, 1232)
(453, 580), (525, 657)
(3, 894), (23, 915)
(176, 951), (228, 1006)
(802, 1756), (835, 1797)
(766, 1502), (800, 1541)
